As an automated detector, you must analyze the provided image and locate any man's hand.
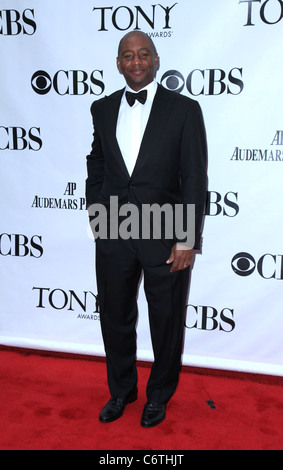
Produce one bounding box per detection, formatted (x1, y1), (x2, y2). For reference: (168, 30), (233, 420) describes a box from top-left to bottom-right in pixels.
(166, 244), (194, 272)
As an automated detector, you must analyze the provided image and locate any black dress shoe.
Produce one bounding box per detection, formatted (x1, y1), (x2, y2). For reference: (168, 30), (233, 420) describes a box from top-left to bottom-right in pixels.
(141, 401), (166, 428)
(99, 390), (137, 423)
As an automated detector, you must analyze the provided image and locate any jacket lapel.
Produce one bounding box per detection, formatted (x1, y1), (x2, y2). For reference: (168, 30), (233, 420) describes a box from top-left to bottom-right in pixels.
(104, 88), (131, 179)
(132, 84), (177, 178)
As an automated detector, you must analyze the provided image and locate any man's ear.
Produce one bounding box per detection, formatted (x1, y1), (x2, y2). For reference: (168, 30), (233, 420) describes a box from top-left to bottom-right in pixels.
(155, 54), (160, 72)
(116, 57), (122, 74)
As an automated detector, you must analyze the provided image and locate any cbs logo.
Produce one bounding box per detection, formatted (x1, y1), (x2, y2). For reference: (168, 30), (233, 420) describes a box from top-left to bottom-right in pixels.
(232, 252), (283, 280)
(161, 68), (244, 96)
(31, 70), (105, 96)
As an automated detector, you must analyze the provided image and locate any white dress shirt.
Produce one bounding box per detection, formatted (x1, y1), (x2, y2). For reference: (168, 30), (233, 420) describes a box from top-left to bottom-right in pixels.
(116, 79), (158, 176)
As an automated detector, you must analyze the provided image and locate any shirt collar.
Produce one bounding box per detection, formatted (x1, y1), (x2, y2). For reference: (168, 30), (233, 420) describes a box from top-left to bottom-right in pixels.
(123, 79), (158, 103)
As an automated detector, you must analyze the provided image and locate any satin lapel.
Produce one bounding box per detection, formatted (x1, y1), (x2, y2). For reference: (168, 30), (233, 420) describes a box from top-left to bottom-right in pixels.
(104, 88), (130, 179)
(132, 85), (177, 178)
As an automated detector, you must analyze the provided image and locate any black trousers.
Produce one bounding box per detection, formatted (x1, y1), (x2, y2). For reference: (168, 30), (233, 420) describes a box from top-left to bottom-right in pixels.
(95, 236), (191, 404)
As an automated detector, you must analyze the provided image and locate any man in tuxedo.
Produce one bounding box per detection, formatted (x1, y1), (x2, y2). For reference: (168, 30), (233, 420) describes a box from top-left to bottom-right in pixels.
(86, 31), (207, 428)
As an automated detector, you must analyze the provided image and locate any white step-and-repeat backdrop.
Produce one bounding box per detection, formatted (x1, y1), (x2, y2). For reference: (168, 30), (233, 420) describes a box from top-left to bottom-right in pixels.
(1, 0), (282, 376)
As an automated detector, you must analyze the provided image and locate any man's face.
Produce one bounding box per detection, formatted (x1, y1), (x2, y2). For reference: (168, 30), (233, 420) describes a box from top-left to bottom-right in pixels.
(117, 33), (159, 91)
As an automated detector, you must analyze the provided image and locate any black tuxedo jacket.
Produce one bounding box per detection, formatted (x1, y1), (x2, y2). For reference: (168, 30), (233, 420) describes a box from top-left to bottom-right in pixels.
(86, 84), (207, 249)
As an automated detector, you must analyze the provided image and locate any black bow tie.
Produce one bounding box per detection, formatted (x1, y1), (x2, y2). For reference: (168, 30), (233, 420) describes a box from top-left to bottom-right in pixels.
(126, 90), (147, 107)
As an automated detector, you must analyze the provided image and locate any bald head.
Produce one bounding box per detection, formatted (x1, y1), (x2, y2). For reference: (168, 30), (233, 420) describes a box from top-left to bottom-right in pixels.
(118, 31), (157, 58)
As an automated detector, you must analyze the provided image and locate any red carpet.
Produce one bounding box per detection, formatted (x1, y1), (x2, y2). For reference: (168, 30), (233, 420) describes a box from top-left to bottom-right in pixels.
(1, 348), (283, 450)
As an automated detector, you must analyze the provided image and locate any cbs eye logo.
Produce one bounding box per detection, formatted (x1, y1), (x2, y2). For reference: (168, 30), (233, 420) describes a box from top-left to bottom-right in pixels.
(161, 70), (185, 93)
(231, 252), (256, 277)
(31, 71), (51, 95)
